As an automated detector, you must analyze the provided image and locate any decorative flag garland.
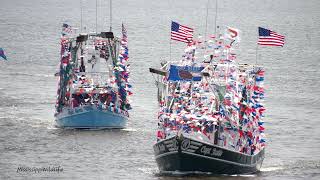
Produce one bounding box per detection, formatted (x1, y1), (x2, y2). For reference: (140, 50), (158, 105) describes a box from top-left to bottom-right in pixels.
(55, 23), (132, 116)
(156, 26), (266, 155)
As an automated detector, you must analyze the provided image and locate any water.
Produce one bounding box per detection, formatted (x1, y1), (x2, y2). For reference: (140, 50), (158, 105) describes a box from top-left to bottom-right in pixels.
(0, 0), (319, 179)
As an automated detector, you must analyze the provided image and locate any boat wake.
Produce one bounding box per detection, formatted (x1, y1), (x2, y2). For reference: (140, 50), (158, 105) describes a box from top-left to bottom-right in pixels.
(258, 160), (320, 178)
(47, 125), (59, 130)
(8, 72), (53, 78)
(260, 166), (285, 172)
(155, 171), (213, 177)
(230, 174), (256, 177)
(138, 167), (157, 175)
(156, 170), (258, 177)
(121, 128), (137, 132)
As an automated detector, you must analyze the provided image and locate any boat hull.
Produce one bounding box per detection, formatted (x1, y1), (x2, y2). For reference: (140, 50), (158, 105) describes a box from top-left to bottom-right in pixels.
(154, 135), (264, 175)
(55, 106), (128, 129)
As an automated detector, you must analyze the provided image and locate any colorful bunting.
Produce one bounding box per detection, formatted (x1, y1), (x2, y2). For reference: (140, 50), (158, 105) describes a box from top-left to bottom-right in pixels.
(156, 26), (266, 155)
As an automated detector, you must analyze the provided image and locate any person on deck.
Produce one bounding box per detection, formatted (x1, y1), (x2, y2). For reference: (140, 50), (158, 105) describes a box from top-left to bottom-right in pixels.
(80, 57), (86, 72)
(72, 96), (79, 108)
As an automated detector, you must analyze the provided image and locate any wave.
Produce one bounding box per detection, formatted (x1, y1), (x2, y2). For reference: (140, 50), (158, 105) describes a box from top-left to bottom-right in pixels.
(260, 166), (285, 172)
(5, 72), (54, 78)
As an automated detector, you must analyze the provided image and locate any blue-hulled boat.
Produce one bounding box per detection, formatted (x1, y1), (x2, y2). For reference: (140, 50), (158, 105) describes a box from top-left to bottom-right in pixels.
(54, 23), (132, 129)
(55, 105), (128, 129)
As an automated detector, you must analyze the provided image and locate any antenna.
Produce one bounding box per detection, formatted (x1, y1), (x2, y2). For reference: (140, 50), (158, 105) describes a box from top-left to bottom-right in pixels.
(109, 0), (112, 31)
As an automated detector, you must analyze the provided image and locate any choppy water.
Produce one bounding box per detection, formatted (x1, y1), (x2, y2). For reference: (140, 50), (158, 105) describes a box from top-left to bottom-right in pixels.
(0, 0), (320, 179)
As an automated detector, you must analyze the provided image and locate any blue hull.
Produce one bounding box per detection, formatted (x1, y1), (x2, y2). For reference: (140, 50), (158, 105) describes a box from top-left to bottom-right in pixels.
(55, 109), (128, 129)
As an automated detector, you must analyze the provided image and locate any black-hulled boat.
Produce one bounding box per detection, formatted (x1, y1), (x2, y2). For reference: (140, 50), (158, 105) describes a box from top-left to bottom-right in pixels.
(154, 134), (265, 174)
(150, 23), (267, 175)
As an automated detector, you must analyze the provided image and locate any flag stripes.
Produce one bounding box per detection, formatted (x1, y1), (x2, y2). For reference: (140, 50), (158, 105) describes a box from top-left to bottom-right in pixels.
(258, 27), (285, 47)
(171, 21), (194, 43)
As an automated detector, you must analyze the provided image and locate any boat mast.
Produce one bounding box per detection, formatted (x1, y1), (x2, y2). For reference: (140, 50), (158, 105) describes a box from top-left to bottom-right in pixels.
(80, 0), (83, 32)
(110, 0), (112, 31)
(96, 0), (98, 34)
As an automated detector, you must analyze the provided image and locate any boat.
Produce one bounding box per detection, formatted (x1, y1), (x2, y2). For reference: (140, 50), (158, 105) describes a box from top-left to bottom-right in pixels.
(54, 22), (132, 129)
(150, 23), (266, 174)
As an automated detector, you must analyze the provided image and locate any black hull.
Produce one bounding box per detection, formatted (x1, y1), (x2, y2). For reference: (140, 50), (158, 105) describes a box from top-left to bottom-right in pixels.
(154, 135), (265, 175)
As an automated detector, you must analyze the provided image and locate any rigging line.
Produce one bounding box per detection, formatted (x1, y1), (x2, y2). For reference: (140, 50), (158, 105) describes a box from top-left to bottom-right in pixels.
(100, 0), (103, 31)
(214, 0), (218, 35)
(204, 0), (210, 44)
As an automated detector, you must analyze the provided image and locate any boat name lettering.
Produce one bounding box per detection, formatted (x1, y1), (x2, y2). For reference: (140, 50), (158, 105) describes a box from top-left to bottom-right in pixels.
(176, 66), (202, 72)
(170, 139), (178, 151)
(181, 139), (190, 150)
(200, 146), (223, 157)
(154, 143), (166, 154)
(211, 148), (223, 156)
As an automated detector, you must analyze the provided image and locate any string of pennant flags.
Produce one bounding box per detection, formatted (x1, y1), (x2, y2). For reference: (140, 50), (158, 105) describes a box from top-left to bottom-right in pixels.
(114, 23), (133, 110)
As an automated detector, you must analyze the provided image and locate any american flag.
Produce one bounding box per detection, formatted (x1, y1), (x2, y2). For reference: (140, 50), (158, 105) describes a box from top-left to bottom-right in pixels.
(171, 21), (194, 43)
(62, 23), (72, 36)
(258, 27), (285, 47)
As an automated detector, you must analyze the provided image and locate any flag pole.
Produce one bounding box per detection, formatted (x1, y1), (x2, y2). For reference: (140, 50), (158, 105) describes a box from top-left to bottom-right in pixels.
(255, 28), (259, 65)
(170, 40), (172, 61)
(169, 21), (172, 61)
(255, 44), (258, 65)
(214, 0), (218, 35)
